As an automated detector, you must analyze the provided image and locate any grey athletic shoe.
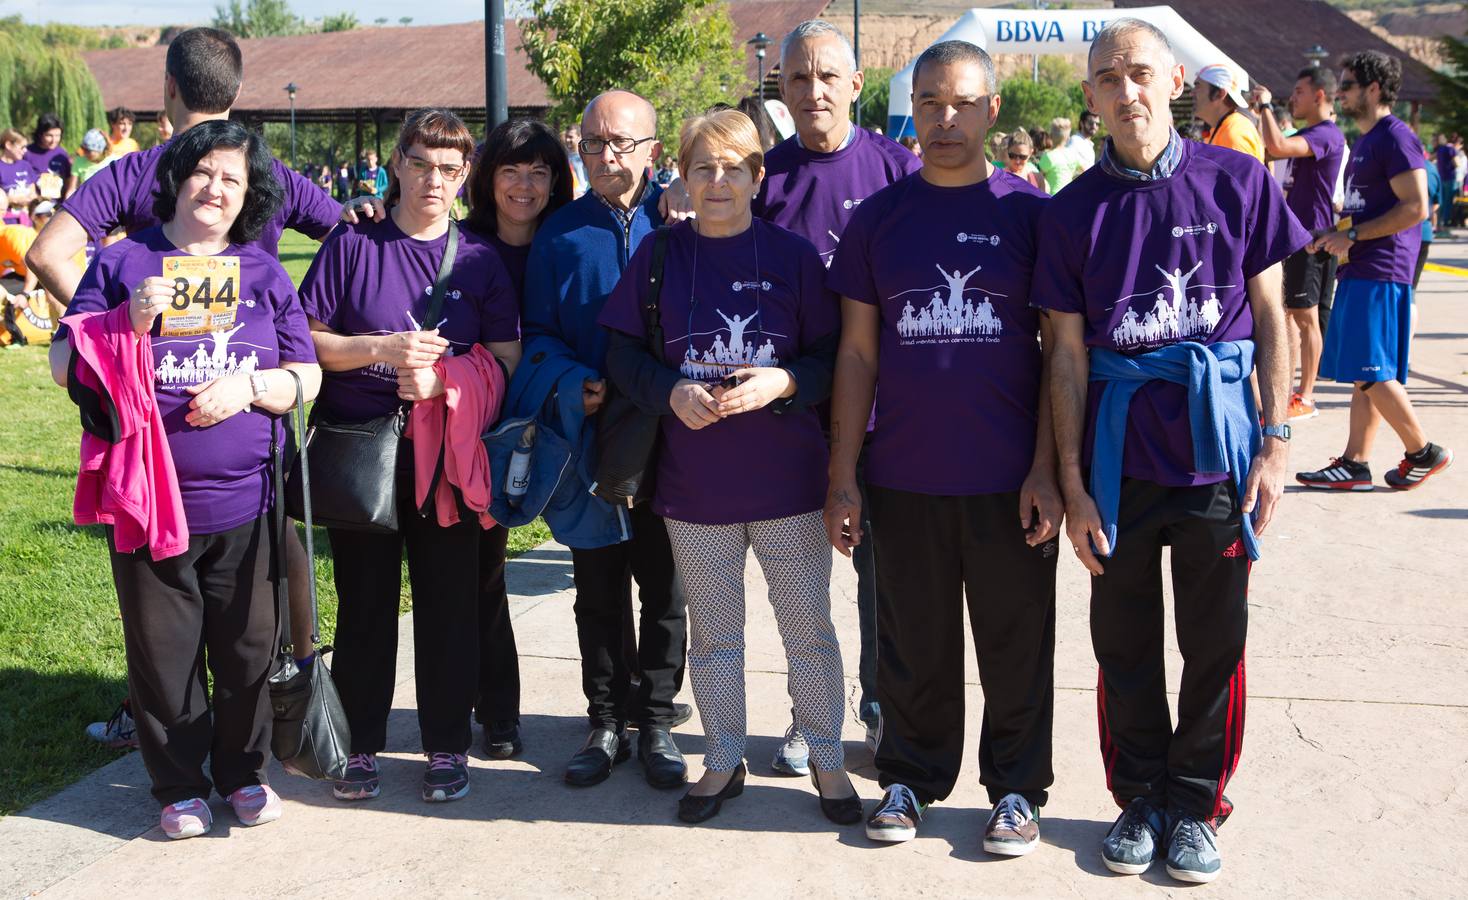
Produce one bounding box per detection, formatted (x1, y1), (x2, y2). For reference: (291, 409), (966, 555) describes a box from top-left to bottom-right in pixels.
(1165, 812), (1222, 883)
(1101, 798), (1166, 875)
(85, 700), (139, 750)
(770, 717), (810, 776)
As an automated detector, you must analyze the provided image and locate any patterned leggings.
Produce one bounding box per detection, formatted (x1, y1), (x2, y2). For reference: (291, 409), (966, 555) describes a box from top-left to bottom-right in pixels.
(664, 511), (845, 773)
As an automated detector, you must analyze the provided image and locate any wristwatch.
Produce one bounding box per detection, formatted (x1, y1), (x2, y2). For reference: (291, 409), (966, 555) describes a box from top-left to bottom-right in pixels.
(249, 371), (270, 401)
(1262, 423), (1291, 442)
(1345, 227), (1359, 242)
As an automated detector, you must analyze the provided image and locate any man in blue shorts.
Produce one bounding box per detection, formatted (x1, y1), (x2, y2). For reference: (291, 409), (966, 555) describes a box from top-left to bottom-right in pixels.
(1296, 51), (1453, 491)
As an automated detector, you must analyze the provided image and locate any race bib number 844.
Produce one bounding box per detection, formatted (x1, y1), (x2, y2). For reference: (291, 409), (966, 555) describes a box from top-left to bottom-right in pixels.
(159, 256), (242, 336)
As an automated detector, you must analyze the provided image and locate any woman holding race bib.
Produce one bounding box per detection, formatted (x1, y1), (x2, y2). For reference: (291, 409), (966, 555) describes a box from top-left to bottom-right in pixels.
(52, 119), (322, 839)
(598, 109), (859, 826)
(301, 108), (521, 806)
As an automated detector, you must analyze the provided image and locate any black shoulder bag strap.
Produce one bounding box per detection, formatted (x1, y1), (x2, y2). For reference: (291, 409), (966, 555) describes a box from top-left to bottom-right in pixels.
(415, 219), (461, 518)
(642, 226), (671, 364)
(273, 369), (317, 655)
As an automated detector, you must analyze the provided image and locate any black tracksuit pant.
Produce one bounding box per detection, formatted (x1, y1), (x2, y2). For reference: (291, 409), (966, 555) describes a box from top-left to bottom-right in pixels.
(329, 465), (481, 755)
(1092, 478), (1249, 827)
(867, 486), (1057, 808)
(568, 502), (686, 730)
(475, 524), (520, 724)
(110, 515), (279, 806)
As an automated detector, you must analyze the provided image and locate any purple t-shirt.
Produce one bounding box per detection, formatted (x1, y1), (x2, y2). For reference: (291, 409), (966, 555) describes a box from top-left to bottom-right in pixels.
(484, 230), (531, 300)
(753, 126), (922, 268)
(598, 218), (838, 525)
(1283, 120), (1346, 236)
(61, 142), (340, 255)
(65, 226), (317, 533)
(828, 168), (1048, 496)
(24, 145), (71, 181)
(0, 158), (36, 225)
(300, 218), (521, 422)
(1031, 140), (1311, 487)
(1340, 116), (1424, 285)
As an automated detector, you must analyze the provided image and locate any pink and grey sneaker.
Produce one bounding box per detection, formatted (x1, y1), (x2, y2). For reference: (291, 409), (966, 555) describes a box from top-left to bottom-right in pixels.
(160, 798), (212, 840)
(228, 784), (283, 826)
(422, 752), (470, 802)
(333, 753), (381, 801)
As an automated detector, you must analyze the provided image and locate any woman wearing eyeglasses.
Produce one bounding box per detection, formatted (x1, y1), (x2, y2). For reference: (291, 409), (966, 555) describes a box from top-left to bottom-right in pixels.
(300, 108), (522, 806)
(1003, 131), (1047, 192)
(598, 109), (860, 827)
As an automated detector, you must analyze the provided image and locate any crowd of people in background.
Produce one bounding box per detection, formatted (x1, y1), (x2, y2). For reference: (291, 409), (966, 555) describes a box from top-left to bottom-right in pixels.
(3, 13), (1458, 889)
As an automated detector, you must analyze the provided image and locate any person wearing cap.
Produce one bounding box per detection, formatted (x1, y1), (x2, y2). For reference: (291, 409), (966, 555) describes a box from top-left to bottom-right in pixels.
(74, 130), (115, 185)
(1194, 64), (1263, 163)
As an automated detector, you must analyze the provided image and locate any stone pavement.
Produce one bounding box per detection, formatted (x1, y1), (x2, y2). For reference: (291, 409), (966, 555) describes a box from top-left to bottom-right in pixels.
(4, 244), (1467, 899)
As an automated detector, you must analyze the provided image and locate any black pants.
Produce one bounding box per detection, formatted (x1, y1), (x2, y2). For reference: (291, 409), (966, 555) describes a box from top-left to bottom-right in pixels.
(1413, 240), (1432, 290)
(1091, 478), (1249, 827)
(329, 468), (481, 755)
(867, 486), (1057, 807)
(110, 515), (279, 806)
(475, 524), (520, 724)
(568, 503), (685, 729)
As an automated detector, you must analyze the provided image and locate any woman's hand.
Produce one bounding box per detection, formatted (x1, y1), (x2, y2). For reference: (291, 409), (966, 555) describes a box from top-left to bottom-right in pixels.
(341, 196), (387, 224)
(185, 372), (254, 427)
(397, 365), (445, 402)
(714, 368), (794, 416)
(128, 276), (177, 336)
(375, 329), (450, 368)
(670, 378), (722, 430)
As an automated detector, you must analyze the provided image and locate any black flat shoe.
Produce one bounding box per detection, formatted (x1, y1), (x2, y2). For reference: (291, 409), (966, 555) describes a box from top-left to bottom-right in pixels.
(564, 727), (629, 787)
(672, 702), (693, 727)
(677, 762), (746, 823)
(810, 769), (863, 825)
(638, 727), (688, 789)
(482, 719), (523, 760)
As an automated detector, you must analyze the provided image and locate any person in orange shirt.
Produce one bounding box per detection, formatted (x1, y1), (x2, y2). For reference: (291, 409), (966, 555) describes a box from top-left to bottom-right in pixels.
(1, 200), (84, 343)
(106, 107), (140, 158)
(1194, 64), (1264, 163)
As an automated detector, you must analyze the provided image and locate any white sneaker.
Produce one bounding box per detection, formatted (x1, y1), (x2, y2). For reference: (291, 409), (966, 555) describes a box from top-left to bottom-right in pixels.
(770, 719), (810, 776)
(85, 701), (138, 749)
(160, 798), (212, 840)
(228, 784), (283, 826)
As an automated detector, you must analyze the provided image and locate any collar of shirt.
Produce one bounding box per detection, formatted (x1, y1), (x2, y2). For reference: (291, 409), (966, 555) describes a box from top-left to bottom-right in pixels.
(592, 176), (649, 227)
(795, 122), (856, 153)
(1100, 128), (1183, 182)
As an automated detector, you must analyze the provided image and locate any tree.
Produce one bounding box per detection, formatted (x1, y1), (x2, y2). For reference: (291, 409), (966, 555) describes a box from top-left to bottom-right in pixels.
(1434, 12), (1468, 138)
(521, 0), (749, 148)
(858, 67), (895, 132)
(994, 77), (1086, 136)
(0, 18), (108, 136)
(320, 12), (359, 33)
(212, 0), (306, 38)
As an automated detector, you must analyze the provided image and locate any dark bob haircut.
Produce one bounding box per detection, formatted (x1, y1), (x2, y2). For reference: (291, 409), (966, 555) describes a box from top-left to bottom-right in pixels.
(465, 117), (573, 237)
(152, 119), (282, 245)
(33, 113), (62, 146)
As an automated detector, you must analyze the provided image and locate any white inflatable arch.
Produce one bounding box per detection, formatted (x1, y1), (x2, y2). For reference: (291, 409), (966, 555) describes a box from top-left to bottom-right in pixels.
(885, 6), (1247, 137)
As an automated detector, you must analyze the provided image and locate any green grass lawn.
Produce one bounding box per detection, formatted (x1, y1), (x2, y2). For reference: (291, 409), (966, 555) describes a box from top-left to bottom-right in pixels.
(0, 231), (550, 816)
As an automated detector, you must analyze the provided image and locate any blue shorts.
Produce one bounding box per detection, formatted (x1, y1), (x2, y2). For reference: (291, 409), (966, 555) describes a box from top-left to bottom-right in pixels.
(1318, 278), (1412, 384)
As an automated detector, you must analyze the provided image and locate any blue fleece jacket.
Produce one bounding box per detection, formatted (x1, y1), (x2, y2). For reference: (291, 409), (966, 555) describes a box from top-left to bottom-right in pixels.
(519, 184), (663, 548)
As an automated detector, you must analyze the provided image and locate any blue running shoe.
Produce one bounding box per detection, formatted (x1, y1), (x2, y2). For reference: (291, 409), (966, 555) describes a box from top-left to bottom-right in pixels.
(770, 717), (809, 776)
(1101, 798), (1166, 875)
(1165, 812), (1222, 883)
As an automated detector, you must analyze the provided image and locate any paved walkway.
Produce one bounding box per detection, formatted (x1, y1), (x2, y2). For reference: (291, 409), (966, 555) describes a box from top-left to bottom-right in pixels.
(5, 243), (1467, 899)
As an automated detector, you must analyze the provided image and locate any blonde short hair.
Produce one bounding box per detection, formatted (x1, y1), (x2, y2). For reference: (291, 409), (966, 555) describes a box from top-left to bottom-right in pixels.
(0, 128), (26, 149)
(679, 108), (764, 180)
(1048, 116), (1072, 144)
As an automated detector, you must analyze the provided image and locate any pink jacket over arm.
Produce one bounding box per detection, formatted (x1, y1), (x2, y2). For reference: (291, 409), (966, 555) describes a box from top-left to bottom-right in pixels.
(408, 343), (506, 529)
(63, 304), (189, 560)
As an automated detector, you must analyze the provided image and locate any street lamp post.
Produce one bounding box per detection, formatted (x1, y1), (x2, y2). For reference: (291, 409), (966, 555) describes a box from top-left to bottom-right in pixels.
(285, 82), (298, 171)
(485, 0), (508, 129)
(747, 32), (771, 101)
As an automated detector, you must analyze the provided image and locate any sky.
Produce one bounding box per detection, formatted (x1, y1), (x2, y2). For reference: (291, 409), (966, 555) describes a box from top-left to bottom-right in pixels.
(1, 0), (512, 27)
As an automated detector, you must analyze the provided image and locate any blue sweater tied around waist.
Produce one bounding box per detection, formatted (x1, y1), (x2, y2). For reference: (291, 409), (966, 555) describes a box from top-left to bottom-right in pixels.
(1089, 339), (1263, 561)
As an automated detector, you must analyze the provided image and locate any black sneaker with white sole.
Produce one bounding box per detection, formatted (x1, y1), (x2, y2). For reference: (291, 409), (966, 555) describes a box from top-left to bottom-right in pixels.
(1384, 443), (1453, 490)
(1295, 456), (1373, 491)
(422, 752), (470, 802)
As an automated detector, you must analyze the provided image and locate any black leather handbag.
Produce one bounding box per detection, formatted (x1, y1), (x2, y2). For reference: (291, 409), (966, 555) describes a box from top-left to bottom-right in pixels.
(285, 220), (459, 532)
(269, 370), (351, 781)
(593, 226), (670, 507)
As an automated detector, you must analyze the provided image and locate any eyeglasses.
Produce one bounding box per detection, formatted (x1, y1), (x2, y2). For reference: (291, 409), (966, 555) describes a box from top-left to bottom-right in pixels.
(404, 154), (467, 180)
(1008, 153), (1030, 161)
(579, 136), (656, 156)
(1339, 79), (1358, 90)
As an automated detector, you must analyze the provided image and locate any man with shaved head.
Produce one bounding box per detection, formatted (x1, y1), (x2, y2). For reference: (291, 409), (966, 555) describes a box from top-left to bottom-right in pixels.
(1034, 19), (1309, 883)
(520, 89), (688, 791)
(753, 18), (921, 778)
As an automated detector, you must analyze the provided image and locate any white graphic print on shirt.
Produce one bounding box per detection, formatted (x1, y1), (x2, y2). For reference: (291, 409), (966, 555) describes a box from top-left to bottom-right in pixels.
(891, 263), (1005, 345)
(669, 307), (785, 381)
(1108, 260), (1231, 349)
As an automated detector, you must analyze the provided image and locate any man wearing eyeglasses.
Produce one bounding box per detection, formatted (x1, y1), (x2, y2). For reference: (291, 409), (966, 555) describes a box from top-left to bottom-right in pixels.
(751, 18), (921, 778)
(520, 89), (690, 793)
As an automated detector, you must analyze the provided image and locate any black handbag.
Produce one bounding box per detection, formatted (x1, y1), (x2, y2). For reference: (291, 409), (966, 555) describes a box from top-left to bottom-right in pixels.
(592, 226), (671, 507)
(269, 369), (352, 781)
(285, 220), (459, 532)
